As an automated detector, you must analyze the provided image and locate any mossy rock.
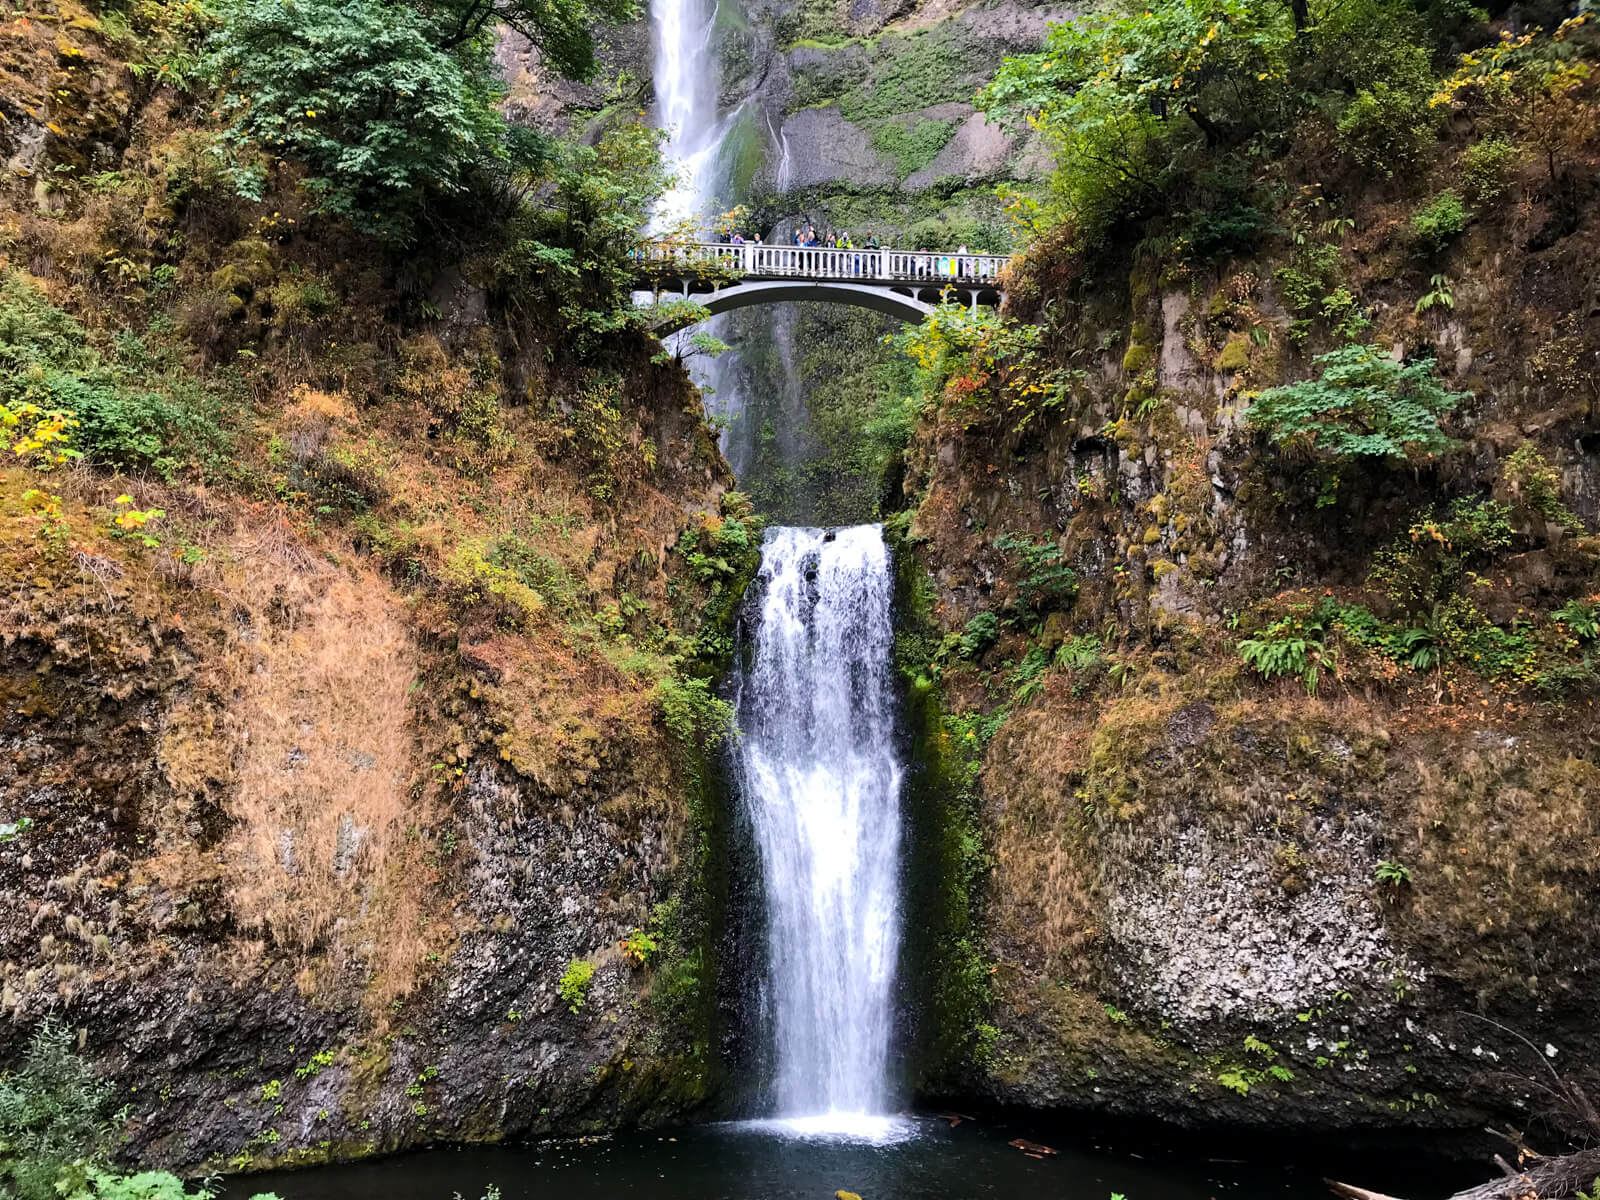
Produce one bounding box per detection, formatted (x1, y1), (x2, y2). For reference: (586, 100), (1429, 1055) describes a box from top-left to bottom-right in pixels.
(1216, 333), (1251, 372)
(1122, 342), (1154, 375)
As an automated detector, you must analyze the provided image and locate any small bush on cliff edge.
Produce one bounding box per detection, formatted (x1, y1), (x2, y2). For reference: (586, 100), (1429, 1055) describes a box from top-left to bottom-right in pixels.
(1248, 345), (1466, 503)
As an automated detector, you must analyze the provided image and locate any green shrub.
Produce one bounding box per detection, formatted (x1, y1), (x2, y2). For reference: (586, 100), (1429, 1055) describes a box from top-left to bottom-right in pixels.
(1337, 81), (1434, 178)
(1369, 497), (1512, 614)
(1238, 600), (1339, 695)
(1375, 859), (1413, 886)
(654, 676), (736, 751)
(1249, 344), (1465, 472)
(994, 534), (1078, 610)
(0, 1019), (113, 1200)
(958, 610), (1000, 658)
(1501, 441), (1582, 533)
(1409, 189), (1471, 254)
(558, 959), (595, 1013)
(1458, 136), (1519, 204)
(1554, 599), (1600, 642)
(0, 272), (231, 477)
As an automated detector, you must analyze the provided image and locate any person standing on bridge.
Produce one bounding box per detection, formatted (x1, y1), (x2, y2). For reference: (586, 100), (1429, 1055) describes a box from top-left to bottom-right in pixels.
(957, 243), (969, 276)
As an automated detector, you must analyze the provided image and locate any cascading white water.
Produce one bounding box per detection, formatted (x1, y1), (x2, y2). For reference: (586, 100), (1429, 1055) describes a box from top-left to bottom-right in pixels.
(650, 0), (749, 457)
(651, 0), (721, 230)
(731, 525), (907, 1139)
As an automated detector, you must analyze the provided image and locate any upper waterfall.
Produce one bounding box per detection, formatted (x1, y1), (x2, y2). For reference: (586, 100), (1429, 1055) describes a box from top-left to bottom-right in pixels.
(730, 525), (907, 1138)
(651, 0), (722, 229)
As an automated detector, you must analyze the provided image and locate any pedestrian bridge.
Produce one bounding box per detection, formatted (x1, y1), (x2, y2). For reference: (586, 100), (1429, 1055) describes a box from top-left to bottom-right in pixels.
(637, 241), (1007, 324)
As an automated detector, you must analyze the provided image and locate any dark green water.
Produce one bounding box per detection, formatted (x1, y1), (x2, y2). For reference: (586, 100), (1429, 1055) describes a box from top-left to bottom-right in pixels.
(230, 1114), (1471, 1200)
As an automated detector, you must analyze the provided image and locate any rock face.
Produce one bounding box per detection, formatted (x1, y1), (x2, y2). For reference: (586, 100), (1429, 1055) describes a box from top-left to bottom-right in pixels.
(774, 106), (897, 190)
(894, 212), (1600, 1134)
(903, 112), (1019, 191)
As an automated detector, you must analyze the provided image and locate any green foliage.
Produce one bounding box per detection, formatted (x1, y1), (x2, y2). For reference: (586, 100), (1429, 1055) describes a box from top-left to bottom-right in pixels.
(0, 1020), (113, 1200)
(1409, 189), (1472, 253)
(1216, 1064), (1261, 1096)
(1273, 240), (1369, 345)
(958, 610), (1000, 659)
(1458, 136), (1520, 203)
(1369, 497), (1513, 614)
(980, 0), (1295, 244)
(1375, 859), (1414, 886)
(294, 1050), (336, 1081)
(208, 0), (511, 236)
(891, 303), (1074, 436)
(0, 1021), (285, 1199)
(420, 0), (636, 82)
(1336, 605), (1442, 670)
(1434, 19), (1599, 185)
(655, 676), (736, 752)
(1055, 634), (1104, 672)
(558, 959), (595, 1013)
(620, 928), (660, 967)
(994, 535), (1077, 610)
(1248, 345), (1465, 470)
(1337, 75), (1436, 178)
(495, 123), (673, 355)
(0, 272), (232, 477)
(1238, 599), (1338, 694)
(1414, 273), (1454, 315)
(869, 118), (956, 178)
(1502, 441), (1582, 533)
(836, 26), (977, 122)
(61, 1170), (276, 1200)
(1555, 599), (1600, 642)
(1243, 1034), (1277, 1058)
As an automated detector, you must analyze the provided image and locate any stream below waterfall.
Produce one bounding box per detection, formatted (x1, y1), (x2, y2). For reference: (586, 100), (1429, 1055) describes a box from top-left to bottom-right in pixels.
(228, 1117), (1476, 1199)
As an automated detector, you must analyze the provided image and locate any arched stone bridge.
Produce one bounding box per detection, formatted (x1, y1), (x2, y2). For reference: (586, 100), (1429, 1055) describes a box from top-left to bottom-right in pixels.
(637, 241), (1007, 323)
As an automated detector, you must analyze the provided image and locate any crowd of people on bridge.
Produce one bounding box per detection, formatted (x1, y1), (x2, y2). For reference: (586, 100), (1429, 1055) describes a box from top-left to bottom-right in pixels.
(724, 222), (983, 279)
(644, 219), (991, 282)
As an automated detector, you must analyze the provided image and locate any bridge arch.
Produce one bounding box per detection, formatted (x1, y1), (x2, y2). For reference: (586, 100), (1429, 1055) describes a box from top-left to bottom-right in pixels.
(694, 280), (935, 322)
(638, 241), (1007, 330)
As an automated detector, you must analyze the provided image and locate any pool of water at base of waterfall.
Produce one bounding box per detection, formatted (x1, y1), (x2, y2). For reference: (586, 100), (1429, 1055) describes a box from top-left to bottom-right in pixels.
(225, 1112), (1479, 1200)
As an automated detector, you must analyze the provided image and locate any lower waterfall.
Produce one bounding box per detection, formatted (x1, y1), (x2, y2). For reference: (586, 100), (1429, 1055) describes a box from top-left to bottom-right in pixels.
(730, 524), (907, 1138)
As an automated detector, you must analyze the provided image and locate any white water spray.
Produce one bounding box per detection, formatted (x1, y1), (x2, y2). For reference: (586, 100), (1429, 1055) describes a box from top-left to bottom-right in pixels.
(651, 0), (724, 229)
(731, 525), (907, 1140)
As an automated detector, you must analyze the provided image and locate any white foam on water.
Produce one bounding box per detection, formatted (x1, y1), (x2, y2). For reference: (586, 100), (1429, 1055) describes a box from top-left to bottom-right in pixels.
(721, 1112), (920, 1145)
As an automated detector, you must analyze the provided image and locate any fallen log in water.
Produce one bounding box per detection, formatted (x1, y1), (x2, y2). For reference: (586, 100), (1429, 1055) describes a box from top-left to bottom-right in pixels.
(1328, 1145), (1600, 1200)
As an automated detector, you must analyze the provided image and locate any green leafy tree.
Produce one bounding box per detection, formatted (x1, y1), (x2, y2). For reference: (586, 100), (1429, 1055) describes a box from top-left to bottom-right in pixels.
(419, 0), (636, 80)
(980, 0), (1296, 239)
(493, 123), (674, 353)
(1248, 345), (1466, 463)
(208, 0), (513, 236)
(0, 1020), (113, 1200)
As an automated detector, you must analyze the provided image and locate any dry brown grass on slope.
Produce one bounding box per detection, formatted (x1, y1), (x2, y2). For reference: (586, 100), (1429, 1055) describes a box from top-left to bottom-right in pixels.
(222, 536), (420, 950)
(983, 690), (1104, 984)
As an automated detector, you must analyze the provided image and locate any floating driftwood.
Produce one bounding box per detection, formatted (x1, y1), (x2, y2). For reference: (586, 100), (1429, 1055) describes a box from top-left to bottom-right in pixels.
(1329, 1145), (1600, 1200)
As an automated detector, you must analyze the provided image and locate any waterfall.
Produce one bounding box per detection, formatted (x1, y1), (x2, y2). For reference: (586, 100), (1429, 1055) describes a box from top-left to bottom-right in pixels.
(651, 0), (721, 229)
(731, 525), (907, 1139)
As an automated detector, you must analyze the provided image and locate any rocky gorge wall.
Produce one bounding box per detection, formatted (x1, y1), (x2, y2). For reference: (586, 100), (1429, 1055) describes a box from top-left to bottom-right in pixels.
(890, 157), (1600, 1134)
(0, 0), (774, 1173)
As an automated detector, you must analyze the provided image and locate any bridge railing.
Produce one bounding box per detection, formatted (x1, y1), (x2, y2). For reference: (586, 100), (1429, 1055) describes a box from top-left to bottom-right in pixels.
(639, 241), (1008, 286)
